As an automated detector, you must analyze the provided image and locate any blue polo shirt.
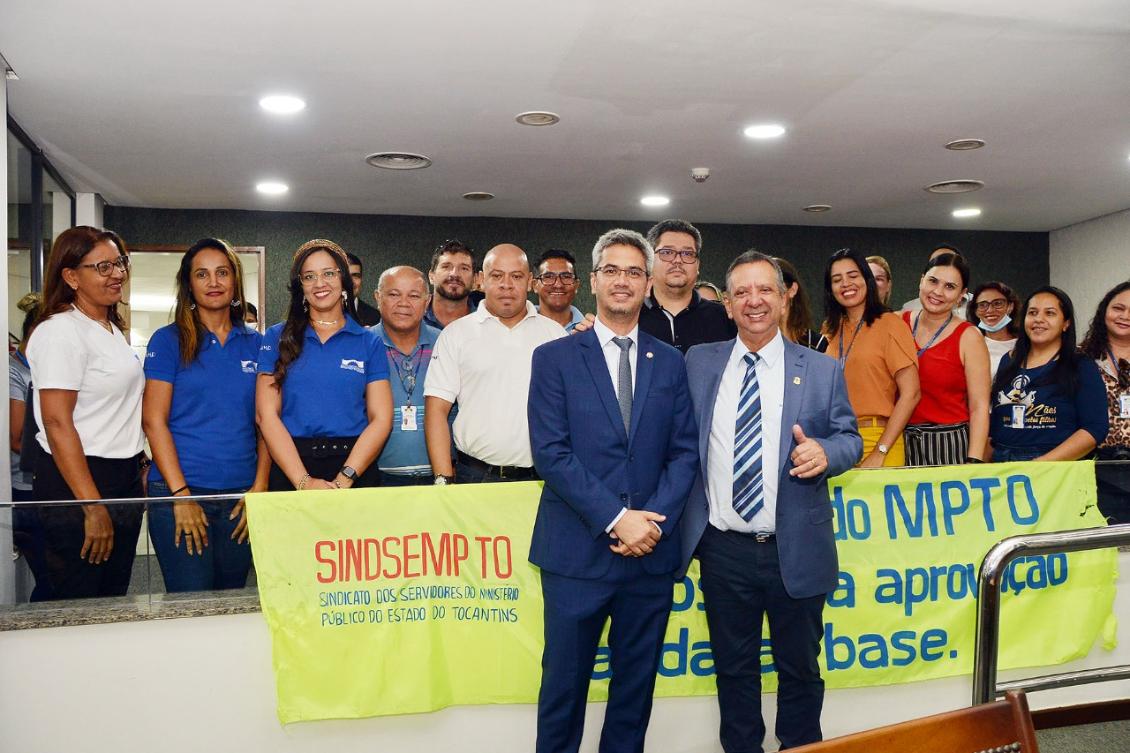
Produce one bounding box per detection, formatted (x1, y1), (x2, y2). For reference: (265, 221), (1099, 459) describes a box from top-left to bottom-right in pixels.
(144, 323), (262, 490)
(536, 304), (585, 332)
(371, 322), (441, 474)
(258, 318), (388, 438)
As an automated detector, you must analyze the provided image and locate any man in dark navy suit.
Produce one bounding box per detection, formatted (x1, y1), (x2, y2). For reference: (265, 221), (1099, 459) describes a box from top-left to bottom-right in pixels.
(528, 228), (699, 753)
(680, 251), (861, 752)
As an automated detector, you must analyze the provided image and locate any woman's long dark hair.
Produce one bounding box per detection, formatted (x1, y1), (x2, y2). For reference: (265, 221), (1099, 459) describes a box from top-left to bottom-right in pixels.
(773, 256), (814, 340)
(272, 239), (356, 388)
(174, 238), (250, 364)
(992, 285), (1081, 395)
(1081, 281), (1130, 359)
(967, 281), (1021, 337)
(38, 226), (129, 333)
(822, 247), (885, 336)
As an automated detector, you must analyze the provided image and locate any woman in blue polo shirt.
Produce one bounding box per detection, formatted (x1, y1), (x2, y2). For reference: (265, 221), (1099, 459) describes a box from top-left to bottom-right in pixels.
(990, 286), (1108, 462)
(142, 238), (269, 592)
(257, 239), (393, 491)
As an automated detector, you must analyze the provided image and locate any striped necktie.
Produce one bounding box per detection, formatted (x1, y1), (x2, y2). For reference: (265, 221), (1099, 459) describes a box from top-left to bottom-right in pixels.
(732, 352), (764, 521)
(612, 337), (633, 434)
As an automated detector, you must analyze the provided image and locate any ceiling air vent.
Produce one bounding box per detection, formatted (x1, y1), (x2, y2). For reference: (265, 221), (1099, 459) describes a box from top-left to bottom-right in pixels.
(365, 152), (432, 170)
(802, 204), (832, 213)
(925, 179), (984, 194)
(462, 192), (495, 201)
(945, 139), (985, 151)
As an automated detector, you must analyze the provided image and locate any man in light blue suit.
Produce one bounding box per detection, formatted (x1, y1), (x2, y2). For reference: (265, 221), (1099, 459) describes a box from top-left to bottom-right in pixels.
(680, 251), (861, 753)
(528, 228), (698, 753)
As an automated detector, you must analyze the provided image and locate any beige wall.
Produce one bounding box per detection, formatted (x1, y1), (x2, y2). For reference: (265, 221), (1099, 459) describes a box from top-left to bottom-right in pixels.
(1049, 208), (1130, 327)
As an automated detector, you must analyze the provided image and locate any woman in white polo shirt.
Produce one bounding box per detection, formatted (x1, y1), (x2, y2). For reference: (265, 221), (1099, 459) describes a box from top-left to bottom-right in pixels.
(26, 226), (146, 600)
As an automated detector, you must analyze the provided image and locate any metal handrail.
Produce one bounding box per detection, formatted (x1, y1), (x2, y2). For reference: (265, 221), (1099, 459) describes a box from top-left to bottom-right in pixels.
(972, 523), (1130, 704)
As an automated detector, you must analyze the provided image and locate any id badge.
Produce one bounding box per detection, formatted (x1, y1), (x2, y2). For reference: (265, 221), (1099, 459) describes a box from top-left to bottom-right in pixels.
(401, 405), (418, 432)
(1011, 404), (1026, 429)
(1120, 394), (1130, 419)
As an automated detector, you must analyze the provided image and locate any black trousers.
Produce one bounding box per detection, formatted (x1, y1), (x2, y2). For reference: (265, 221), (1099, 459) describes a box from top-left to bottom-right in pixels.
(697, 525), (827, 753)
(32, 453), (144, 601)
(267, 436), (381, 491)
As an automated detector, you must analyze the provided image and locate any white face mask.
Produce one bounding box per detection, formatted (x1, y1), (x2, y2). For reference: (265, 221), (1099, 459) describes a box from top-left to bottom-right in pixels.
(979, 314), (1012, 334)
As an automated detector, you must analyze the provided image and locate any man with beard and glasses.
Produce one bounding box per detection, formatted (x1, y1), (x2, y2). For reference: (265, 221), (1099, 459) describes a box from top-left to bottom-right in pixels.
(423, 239), (482, 329)
(639, 218), (735, 354)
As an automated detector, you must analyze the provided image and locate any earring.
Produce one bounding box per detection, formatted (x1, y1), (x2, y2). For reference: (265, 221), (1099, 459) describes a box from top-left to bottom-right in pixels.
(302, 299), (309, 313)
(190, 302), (196, 310)
(341, 291), (347, 300)
(231, 299), (241, 307)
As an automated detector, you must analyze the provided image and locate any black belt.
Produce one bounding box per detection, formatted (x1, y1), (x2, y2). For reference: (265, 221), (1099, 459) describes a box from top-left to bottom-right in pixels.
(712, 525), (775, 543)
(293, 436), (357, 458)
(456, 451), (539, 480)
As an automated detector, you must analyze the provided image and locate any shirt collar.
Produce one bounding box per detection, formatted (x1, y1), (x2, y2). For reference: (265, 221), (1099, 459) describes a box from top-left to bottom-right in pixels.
(593, 316), (639, 349)
(646, 289), (701, 313)
(373, 322), (439, 350)
(729, 329), (785, 368)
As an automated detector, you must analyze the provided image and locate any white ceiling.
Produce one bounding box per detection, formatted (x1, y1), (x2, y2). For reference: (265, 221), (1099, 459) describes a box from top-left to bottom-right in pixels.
(3, 0), (1130, 231)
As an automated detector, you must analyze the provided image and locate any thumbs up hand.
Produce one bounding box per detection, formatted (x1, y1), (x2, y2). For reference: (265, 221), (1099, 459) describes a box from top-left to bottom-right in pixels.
(789, 423), (828, 478)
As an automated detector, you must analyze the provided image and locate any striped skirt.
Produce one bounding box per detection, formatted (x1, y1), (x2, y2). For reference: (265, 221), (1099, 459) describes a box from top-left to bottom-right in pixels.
(904, 422), (969, 467)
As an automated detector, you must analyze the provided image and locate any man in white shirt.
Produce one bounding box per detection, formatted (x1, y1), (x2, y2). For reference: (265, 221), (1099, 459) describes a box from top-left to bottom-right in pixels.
(680, 251), (861, 752)
(423, 243), (565, 483)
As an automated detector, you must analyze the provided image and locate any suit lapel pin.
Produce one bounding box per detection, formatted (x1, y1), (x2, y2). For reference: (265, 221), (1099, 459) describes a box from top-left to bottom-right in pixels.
(793, 376), (802, 385)
(645, 352), (654, 359)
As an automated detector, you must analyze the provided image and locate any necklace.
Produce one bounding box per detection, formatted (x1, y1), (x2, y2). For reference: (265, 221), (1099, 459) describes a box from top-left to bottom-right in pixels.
(72, 302), (111, 331)
(912, 311), (953, 357)
(311, 317), (342, 326)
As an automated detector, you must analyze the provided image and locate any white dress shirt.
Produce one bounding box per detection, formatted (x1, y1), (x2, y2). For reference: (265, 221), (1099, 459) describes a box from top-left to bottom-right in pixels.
(706, 331), (785, 533)
(593, 316), (640, 533)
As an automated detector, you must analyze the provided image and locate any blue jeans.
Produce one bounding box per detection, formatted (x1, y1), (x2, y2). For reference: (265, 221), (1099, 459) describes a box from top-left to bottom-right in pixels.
(148, 480), (253, 593)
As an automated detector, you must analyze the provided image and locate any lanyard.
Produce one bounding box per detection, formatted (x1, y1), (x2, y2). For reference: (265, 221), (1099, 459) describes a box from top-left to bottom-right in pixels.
(1108, 348), (1130, 389)
(388, 345), (424, 401)
(912, 312), (953, 357)
(837, 319), (864, 368)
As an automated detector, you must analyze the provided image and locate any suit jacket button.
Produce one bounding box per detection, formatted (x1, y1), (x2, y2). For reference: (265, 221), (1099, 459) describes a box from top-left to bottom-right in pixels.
(620, 493), (628, 502)
(629, 454), (634, 461)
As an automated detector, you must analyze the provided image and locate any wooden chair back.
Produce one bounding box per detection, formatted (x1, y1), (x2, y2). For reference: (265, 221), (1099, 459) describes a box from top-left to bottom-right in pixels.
(788, 690), (1039, 753)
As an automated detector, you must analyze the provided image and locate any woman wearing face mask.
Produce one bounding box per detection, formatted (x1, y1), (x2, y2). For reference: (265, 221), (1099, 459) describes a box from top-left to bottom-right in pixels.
(968, 281), (1021, 378)
(989, 286), (1108, 462)
(822, 248), (920, 467)
(142, 239), (269, 592)
(901, 254), (991, 466)
(1080, 281), (1130, 523)
(256, 239), (393, 491)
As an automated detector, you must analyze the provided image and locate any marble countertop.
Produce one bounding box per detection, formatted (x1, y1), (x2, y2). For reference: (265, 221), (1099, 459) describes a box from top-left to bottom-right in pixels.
(0, 589), (262, 631)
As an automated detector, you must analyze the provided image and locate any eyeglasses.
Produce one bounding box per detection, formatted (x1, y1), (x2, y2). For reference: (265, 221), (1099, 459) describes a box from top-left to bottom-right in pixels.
(655, 248), (699, 263)
(78, 256), (130, 277)
(976, 299), (1009, 312)
(536, 272), (578, 285)
(299, 270), (342, 286)
(595, 265), (647, 280)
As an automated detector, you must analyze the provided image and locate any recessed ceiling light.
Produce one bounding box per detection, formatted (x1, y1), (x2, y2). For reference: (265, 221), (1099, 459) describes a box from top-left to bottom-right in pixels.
(925, 179), (984, 194)
(365, 152), (433, 170)
(802, 204), (832, 213)
(462, 191), (495, 201)
(952, 207), (982, 218)
(258, 95), (306, 115)
(515, 111), (561, 126)
(945, 138), (986, 151)
(640, 195), (670, 207)
(255, 181), (288, 195)
(743, 123), (786, 139)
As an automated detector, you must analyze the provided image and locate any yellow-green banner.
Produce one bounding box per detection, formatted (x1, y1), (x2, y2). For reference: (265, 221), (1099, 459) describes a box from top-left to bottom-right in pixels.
(246, 462), (1117, 723)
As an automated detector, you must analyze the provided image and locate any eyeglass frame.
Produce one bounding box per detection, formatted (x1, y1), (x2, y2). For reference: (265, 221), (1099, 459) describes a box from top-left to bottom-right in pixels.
(535, 271), (579, 285)
(594, 265), (648, 280)
(77, 256), (131, 277)
(298, 269), (343, 286)
(975, 298), (1010, 312)
(654, 247), (699, 263)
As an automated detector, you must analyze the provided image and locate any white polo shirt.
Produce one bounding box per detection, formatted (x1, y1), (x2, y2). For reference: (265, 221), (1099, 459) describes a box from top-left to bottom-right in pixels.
(706, 332), (785, 533)
(424, 300), (565, 467)
(26, 308), (145, 458)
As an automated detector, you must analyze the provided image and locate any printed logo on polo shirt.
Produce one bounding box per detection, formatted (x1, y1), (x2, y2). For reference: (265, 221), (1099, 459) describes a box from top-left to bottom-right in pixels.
(241, 360), (257, 374)
(146, 351), (157, 359)
(340, 359), (365, 373)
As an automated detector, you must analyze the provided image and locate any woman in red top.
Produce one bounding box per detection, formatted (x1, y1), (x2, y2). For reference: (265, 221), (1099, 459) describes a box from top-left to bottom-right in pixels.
(902, 253), (991, 466)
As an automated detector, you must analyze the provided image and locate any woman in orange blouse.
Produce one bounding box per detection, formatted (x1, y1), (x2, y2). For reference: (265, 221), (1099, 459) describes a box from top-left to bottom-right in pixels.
(822, 248), (920, 467)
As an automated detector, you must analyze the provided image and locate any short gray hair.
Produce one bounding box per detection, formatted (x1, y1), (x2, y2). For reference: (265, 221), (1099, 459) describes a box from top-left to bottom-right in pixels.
(646, 218), (703, 254)
(377, 265), (429, 293)
(725, 250), (786, 294)
(592, 229), (655, 274)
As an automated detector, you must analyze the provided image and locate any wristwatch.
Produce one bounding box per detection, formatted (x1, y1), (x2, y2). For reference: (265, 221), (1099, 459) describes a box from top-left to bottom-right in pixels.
(433, 475), (455, 486)
(339, 466), (358, 481)
(876, 443), (890, 455)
